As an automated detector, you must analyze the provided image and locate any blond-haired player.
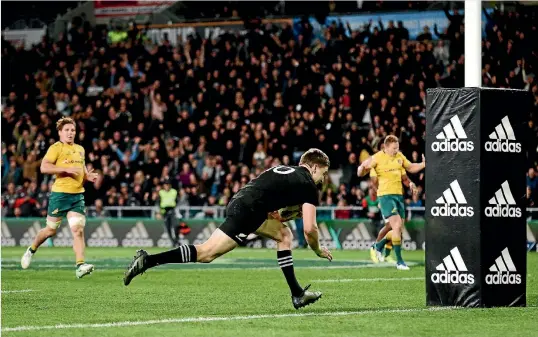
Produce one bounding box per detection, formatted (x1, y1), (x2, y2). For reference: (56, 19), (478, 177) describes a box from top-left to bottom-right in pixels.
(21, 117), (99, 278)
(357, 135), (425, 270)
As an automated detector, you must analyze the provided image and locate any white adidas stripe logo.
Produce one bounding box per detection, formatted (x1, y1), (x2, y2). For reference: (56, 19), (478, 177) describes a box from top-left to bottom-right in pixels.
(486, 247), (522, 284)
(488, 180), (516, 205)
(485, 180), (522, 218)
(485, 116), (521, 153)
(488, 248), (516, 272)
(430, 180), (474, 217)
(122, 222), (154, 247)
(431, 247), (475, 284)
(435, 247), (468, 272)
(435, 115), (467, 140)
(88, 222), (119, 247)
(489, 116), (515, 140)
(435, 180), (467, 205)
(431, 115), (474, 152)
(1, 222), (16, 246)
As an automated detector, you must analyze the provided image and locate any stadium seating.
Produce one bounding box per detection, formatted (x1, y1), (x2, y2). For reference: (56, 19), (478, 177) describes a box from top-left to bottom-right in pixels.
(1, 5), (537, 218)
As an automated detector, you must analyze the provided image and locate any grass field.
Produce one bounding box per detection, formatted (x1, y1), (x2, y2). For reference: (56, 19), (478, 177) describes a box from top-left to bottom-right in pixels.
(1, 247), (537, 337)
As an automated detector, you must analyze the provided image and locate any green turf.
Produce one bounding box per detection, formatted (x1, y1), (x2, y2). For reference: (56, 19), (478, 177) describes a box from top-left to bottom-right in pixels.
(2, 247), (537, 337)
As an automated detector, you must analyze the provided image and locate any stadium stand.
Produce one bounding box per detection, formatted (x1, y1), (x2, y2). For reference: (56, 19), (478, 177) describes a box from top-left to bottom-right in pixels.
(1, 3), (537, 219)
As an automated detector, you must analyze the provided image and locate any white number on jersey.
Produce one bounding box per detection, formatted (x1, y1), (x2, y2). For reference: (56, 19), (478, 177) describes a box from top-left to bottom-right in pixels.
(272, 166), (296, 175)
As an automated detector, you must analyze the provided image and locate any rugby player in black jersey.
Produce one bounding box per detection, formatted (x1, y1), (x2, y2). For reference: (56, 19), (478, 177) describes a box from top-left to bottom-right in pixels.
(123, 149), (333, 309)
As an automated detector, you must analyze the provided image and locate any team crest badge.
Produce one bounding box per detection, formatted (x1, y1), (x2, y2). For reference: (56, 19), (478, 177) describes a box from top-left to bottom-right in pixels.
(397, 159), (402, 164)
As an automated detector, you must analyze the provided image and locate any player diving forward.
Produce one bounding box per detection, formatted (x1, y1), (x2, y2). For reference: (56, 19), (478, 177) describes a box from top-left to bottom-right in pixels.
(124, 149), (333, 309)
(21, 117), (99, 278)
(357, 135), (425, 270)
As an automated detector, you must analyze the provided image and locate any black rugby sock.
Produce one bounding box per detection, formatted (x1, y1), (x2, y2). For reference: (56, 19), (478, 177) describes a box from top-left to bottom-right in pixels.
(277, 250), (304, 297)
(146, 245), (198, 268)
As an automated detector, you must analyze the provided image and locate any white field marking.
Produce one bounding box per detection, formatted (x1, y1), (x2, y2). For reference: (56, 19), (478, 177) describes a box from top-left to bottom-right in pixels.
(0, 263), (419, 271)
(1, 258), (385, 264)
(1, 289), (34, 294)
(312, 277), (423, 283)
(2, 307), (459, 332)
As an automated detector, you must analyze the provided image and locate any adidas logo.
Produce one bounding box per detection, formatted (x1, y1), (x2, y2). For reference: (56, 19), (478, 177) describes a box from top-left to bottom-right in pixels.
(19, 222), (43, 247)
(317, 222), (336, 248)
(88, 222), (119, 247)
(53, 226), (74, 247)
(430, 180), (474, 217)
(431, 247), (475, 284)
(342, 222), (374, 250)
(1, 221), (16, 247)
(194, 222), (218, 245)
(157, 231), (174, 248)
(485, 116), (521, 153)
(431, 115), (474, 152)
(157, 230), (188, 248)
(122, 222), (154, 247)
(485, 180), (522, 218)
(485, 248), (521, 285)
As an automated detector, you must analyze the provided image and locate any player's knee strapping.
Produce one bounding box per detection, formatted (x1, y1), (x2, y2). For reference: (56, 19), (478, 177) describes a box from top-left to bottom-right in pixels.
(46, 219), (62, 229)
(67, 215), (86, 228)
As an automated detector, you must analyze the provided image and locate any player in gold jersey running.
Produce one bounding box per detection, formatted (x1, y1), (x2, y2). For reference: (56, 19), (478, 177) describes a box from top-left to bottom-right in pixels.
(21, 117), (99, 278)
(357, 135), (425, 270)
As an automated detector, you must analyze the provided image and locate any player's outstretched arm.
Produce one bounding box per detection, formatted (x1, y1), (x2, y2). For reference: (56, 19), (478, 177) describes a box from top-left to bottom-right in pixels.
(357, 157), (375, 177)
(404, 154), (425, 174)
(302, 203), (333, 261)
(40, 158), (82, 176)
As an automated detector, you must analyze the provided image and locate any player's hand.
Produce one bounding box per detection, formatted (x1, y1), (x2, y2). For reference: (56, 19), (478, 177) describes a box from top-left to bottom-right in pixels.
(64, 167), (83, 176)
(357, 157), (373, 176)
(410, 182), (419, 196)
(316, 246), (333, 262)
(86, 168), (99, 182)
(422, 154), (426, 168)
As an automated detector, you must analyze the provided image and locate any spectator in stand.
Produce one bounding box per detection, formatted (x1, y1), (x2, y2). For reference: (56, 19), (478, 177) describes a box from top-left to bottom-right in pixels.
(528, 167), (538, 207)
(88, 199), (111, 218)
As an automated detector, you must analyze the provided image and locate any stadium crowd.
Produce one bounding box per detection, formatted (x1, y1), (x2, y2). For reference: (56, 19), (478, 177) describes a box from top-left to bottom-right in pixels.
(2, 5), (538, 219)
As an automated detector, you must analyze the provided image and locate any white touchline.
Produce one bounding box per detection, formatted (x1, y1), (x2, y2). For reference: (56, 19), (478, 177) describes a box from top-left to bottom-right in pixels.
(312, 277), (423, 283)
(0, 262), (420, 271)
(2, 307), (458, 332)
(1, 289), (34, 294)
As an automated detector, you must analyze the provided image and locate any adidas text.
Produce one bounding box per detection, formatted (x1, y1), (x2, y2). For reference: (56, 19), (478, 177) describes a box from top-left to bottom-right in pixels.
(485, 272), (521, 285)
(431, 205), (474, 217)
(486, 181), (521, 218)
(485, 139), (521, 153)
(487, 116), (521, 153)
(431, 271), (475, 284)
(432, 247), (475, 285)
(486, 248), (521, 285)
(431, 139), (474, 152)
(485, 205), (522, 218)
